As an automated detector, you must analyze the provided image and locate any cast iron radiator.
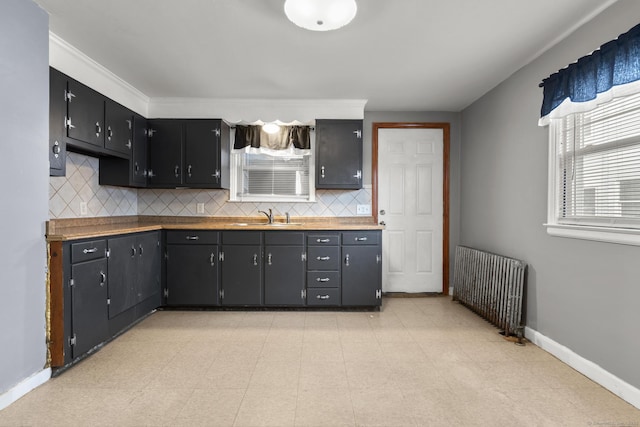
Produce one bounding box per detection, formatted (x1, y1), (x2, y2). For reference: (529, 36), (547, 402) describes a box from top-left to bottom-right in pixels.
(452, 245), (527, 337)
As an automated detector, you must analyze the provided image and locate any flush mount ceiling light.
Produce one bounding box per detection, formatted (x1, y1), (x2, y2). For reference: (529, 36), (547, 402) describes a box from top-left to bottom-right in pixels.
(284, 0), (357, 31)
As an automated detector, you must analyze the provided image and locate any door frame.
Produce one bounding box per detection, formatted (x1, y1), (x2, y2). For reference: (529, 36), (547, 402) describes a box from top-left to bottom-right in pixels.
(372, 122), (450, 295)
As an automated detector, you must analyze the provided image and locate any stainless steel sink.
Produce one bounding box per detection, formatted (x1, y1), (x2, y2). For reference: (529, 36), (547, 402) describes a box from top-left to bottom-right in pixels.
(229, 222), (304, 227)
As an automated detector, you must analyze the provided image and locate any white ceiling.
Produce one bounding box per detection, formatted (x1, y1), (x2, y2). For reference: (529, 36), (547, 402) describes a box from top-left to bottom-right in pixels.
(35, 0), (614, 112)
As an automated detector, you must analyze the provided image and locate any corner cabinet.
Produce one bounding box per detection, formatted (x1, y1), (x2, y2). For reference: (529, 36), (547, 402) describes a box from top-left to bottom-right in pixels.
(316, 119), (363, 189)
(147, 119), (230, 189)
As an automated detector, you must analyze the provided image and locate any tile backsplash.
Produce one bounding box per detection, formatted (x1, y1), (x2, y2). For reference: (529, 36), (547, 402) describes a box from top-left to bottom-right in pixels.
(49, 152), (371, 219)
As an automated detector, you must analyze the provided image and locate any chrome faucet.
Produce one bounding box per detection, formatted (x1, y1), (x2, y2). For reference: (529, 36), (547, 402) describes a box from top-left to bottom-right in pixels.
(259, 208), (274, 224)
(285, 212), (291, 224)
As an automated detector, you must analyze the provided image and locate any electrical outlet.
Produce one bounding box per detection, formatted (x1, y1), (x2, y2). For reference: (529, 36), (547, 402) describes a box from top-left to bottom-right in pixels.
(196, 203), (205, 214)
(80, 201), (88, 215)
(356, 204), (371, 215)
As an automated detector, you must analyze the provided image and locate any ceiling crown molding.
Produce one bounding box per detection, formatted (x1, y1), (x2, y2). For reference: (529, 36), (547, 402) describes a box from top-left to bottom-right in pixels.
(49, 32), (150, 116)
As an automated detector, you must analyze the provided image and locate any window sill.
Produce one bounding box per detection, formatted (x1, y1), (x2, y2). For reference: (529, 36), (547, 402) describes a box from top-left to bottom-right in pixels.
(544, 223), (640, 246)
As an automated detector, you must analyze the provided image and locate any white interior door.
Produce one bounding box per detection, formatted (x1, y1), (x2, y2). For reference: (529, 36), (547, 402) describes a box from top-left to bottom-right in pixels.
(378, 128), (444, 293)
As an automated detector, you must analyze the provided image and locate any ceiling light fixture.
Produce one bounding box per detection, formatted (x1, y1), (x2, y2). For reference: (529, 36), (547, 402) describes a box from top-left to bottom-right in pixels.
(284, 0), (357, 32)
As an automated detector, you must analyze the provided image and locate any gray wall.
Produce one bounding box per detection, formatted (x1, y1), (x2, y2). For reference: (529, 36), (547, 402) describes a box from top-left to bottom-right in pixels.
(363, 111), (462, 289)
(0, 0), (49, 393)
(460, 0), (640, 389)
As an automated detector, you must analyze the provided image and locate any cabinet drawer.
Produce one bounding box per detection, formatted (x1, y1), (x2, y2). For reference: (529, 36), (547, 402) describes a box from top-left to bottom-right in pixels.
(307, 234), (340, 246)
(306, 288), (340, 306)
(222, 231), (262, 245)
(265, 231), (305, 245)
(71, 239), (107, 263)
(307, 271), (340, 288)
(166, 231), (219, 245)
(341, 231), (380, 245)
(307, 246), (340, 270)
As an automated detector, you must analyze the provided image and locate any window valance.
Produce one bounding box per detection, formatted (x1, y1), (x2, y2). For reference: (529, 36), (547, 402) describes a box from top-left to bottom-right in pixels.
(539, 23), (640, 125)
(233, 125), (311, 151)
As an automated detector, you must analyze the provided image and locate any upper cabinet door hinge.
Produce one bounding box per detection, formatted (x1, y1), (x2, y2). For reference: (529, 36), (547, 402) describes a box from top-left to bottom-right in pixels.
(69, 278), (75, 287)
(147, 129), (156, 138)
(65, 90), (75, 102)
(353, 129), (362, 139)
(213, 128), (221, 137)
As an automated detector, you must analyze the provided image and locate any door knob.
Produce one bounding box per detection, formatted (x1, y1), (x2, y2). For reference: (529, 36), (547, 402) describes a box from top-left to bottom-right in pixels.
(379, 221), (386, 226)
(380, 210), (386, 215)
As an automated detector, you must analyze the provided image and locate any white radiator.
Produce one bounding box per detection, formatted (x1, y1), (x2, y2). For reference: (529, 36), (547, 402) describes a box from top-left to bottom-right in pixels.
(452, 246), (526, 337)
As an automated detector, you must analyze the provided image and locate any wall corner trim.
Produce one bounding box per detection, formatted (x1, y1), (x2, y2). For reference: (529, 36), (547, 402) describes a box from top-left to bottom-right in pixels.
(0, 368), (51, 411)
(525, 327), (640, 410)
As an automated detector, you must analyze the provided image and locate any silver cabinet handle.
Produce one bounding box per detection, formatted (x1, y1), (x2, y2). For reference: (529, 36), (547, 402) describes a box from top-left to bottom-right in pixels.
(320, 166), (325, 178)
(188, 165), (192, 177)
(107, 125), (113, 140)
(355, 237), (368, 242)
(316, 256), (331, 261)
(267, 253), (272, 266)
(139, 245), (143, 256)
(253, 254), (258, 266)
(316, 294), (330, 300)
(345, 254), (350, 267)
(185, 236), (199, 241)
(376, 254), (381, 264)
(210, 252), (215, 266)
(99, 271), (106, 285)
(82, 247), (98, 254)
(95, 122), (102, 137)
(174, 165), (180, 178)
(316, 238), (330, 243)
(316, 277), (331, 283)
(131, 246), (137, 257)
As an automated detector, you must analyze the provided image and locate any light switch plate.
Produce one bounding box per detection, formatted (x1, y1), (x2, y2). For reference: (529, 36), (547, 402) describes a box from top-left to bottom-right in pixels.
(356, 204), (371, 215)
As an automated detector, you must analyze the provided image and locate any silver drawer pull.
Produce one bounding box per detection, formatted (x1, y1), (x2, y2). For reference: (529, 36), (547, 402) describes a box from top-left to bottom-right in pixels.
(82, 247), (98, 254)
(316, 238), (330, 243)
(316, 294), (330, 300)
(253, 254), (258, 266)
(316, 256), (331, 261)
(185, 236), (199, 241)
(355, 237), (368, 242)
(316, 277), (331, 282)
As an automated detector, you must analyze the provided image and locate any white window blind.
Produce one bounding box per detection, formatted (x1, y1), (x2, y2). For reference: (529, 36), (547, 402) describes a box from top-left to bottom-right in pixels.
(553, 91), (640, 228)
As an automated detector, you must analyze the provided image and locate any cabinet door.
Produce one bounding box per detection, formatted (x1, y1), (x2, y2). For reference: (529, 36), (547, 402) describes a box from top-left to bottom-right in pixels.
(70, 258), (108, 358)
(131, 114), (148, 187)
(104, 99), (133, 156)
(166, 244), (218, 305)
(137, 232), (161, 302)
(316, 119), (363, 189)
(147, 119), (183, 186)
(49, 68), (66, 176)
(66, 79), (105, 148)
(264, 245), (305, 306)
(107, 235), (137, 318)
(221, 245), (262, 306)
(341, 246), (382, 306)
(185, 120), (221, 186)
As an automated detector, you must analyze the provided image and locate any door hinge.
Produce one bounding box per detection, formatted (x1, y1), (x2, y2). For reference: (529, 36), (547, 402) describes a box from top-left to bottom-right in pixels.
(376, 289), (382, 299)
(65, 90), (75, 102)
(301, 289), (307, 299)
(164, 251), (168, 260)
(126, 119), (132, 130)
(69, 278), (75, 287)
(219, 251), (225, 262)
(376, 254), (381, 264)
(353, 170), (362, 180)
(163, 288), (169, 298)
(147, 129), (156, 138)
(353, 129), (362, 139)
(301, 252), (307, 262)
(69, 335), (76, 346)
(213, 128), (221, 137)
(106, 248), (111, 258)
(65, 116), (75, 129)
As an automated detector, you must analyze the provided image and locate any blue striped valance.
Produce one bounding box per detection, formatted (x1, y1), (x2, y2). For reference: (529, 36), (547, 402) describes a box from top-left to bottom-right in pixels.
(540, 23), (640, 122)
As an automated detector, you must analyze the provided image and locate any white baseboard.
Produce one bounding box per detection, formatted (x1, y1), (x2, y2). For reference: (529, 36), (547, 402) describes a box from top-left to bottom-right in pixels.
(525, 327), (640, 409)
(0, 368), (51, 411)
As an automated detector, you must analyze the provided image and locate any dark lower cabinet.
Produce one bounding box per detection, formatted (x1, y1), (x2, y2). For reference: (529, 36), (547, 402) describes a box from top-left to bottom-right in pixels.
(220, 231), (262, 306)
(165, 231), (219, 306)
(341, 231), (382, 307)
(137, 232), (161, 302)
(70, 257), (109, 358)
(264, 232), (306, 306)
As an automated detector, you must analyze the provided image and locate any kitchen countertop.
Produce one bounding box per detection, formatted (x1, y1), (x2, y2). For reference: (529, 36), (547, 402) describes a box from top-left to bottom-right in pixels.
(46, 215), (383, 241)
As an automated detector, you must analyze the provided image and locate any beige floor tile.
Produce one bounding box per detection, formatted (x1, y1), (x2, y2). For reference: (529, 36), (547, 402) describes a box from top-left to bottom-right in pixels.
(299, 362), (349, 390)
(173, 388), (245, 427)
(196, 359), (256, 390)
(249, 360), (301, 389)
(341, 340), (385, 362)
(259, 340), (303, 361)
(294, 388), (355, 426)
(350, 387), (417, 426)
(114, 388), (195, 426)
(301, 341), (344, 362)
(234, 387), (297, 426)
(344, 361), (395, 389)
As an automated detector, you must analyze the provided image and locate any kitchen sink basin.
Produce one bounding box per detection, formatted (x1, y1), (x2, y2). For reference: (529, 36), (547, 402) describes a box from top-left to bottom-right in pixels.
(230, 222), (304, 227)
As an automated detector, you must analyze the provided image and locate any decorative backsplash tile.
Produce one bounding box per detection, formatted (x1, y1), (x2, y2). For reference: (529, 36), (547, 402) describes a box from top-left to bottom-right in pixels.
(49, 152), (371, 219)
(49, 152), (137, 218)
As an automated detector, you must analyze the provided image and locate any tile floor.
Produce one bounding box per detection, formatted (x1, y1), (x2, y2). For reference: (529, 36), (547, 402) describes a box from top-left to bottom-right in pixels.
(1, 296), (639, 426)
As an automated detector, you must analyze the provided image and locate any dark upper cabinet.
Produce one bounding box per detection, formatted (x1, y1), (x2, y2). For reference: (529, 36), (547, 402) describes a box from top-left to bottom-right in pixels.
(104, 99), (133, 156)
(147, 119), (229, 189)
(49, 68), (67, 176)
(66, 78), (106, 149)
(99, 113), (149, 187)
(316, 119), (363, 189)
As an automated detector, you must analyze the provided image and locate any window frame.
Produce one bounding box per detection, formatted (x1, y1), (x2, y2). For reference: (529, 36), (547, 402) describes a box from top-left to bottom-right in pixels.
(545, 104), (640, 246)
